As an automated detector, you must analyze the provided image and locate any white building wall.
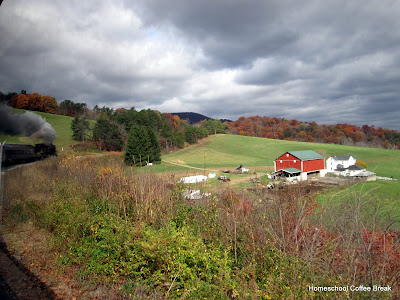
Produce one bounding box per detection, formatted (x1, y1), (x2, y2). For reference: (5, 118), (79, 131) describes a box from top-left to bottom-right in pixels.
(300, 172), (308, 181)
(326, 156), (357, 171)
(345, 156), (357, 168)
(319, 169), (327, 177)
(347, 168), (366, 177)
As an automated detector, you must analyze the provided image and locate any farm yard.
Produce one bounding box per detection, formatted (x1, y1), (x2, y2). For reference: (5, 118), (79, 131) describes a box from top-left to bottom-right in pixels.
(162, 134), (400, 177)
(1, 133), (400, 298)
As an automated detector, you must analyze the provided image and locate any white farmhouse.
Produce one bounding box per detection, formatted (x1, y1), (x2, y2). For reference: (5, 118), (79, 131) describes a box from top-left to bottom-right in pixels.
(326, 155), (356, 172)
(326, 157), (377, 181)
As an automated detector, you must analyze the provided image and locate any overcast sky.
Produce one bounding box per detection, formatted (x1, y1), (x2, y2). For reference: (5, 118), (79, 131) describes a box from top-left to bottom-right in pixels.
(1, 1), (400, 130)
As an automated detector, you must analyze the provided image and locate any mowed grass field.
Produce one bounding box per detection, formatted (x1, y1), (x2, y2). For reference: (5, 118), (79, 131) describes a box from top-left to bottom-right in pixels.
(160, 134), (400, 230)
(161, 134), (400, 179)
(0, 109), (85, 150)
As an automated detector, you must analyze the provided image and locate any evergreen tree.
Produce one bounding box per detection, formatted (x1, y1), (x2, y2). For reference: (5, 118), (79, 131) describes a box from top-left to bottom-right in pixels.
(125, 125), (161, 166)
(71, 115), (90, 141)
(147, 126), (161, 163)
(93, 118), (123, 151)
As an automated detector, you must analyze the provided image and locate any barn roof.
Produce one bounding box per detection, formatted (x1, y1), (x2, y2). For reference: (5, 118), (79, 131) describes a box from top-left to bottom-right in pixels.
(281, 168), (302, 173)
(287, 150), (324, 161)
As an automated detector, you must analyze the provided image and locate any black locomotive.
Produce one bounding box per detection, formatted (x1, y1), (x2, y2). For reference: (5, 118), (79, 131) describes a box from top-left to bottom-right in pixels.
(1, 143), (57, 168)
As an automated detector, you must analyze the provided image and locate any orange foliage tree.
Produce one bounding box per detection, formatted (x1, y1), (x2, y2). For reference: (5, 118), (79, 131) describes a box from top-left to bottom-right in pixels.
(227, 116), (400, 149)
(11, 92), (58, 113)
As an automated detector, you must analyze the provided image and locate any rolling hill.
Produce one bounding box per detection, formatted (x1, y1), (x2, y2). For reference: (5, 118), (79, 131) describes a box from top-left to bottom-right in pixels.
(161, 134), (400, 230)
(162, 134), (400, 179)
(170, 112), (232, 124)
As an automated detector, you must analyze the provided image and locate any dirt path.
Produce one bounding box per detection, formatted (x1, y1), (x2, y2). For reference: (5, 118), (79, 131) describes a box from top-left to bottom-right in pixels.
(163, 159), (219, 172)
(229, 173), (267, 184)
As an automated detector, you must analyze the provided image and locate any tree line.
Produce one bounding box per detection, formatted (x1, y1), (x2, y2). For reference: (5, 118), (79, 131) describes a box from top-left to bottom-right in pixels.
(72, 107), (227, 166)
(1, 90), (227, 165)
(2, 89), (398, 152)
(227, 115), (400, 149)
(0, 90), (59, 114)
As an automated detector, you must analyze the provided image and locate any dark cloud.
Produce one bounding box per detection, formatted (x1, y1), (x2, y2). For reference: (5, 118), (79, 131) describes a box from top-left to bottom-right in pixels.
(0, 0), (399, 130)
(134, 0), (301, 68)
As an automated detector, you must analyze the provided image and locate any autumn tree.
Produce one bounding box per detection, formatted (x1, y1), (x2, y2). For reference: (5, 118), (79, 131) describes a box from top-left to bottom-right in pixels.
(40, 95), (59, 113)
(58, 100), (87, 117)
(16, 93), (30, 109)
(298, 130), (307, 141)
(355, 160), (368, 169)
(12, 92), (58, 113)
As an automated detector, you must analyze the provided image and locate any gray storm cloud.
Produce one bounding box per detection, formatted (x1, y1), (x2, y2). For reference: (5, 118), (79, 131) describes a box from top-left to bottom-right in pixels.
(0, 104), (57, 144)
(0, 1), (399, 130)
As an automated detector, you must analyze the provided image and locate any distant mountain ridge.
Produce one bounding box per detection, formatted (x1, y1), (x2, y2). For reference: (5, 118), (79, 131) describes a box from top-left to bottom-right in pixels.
(170, 112), (232, 124)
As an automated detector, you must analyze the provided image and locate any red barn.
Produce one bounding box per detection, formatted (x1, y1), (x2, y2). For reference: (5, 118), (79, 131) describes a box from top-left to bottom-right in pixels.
(274, 150), (325, 174)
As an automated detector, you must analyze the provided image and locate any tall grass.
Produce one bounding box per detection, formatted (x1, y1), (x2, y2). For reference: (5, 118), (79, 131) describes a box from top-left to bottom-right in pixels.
(3, 155), (399, 299)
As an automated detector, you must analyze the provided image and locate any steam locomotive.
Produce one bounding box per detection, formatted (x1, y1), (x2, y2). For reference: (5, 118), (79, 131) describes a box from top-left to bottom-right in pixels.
(1, 143), (57, 168)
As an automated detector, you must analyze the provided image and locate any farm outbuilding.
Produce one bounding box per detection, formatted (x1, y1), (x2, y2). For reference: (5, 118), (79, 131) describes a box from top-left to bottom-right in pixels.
(274, 150), (325, 173)
(271, 167), (306, 182)
(329, 162), (377, 181)
(273, 150), (326, 182)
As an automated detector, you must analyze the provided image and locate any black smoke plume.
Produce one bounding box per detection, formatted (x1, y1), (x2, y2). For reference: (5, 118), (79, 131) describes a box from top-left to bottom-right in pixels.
(0, 104), (57, 144)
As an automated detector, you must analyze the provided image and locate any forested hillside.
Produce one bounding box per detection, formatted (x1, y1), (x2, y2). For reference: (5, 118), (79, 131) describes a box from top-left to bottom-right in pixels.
(2, 90), (399, 150)
(227, 115), (400, 149)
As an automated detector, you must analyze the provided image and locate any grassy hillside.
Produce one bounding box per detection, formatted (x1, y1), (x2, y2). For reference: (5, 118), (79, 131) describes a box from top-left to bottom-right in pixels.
(0, 109), (81, 151)
(162, 134), (400, 178)
(317, 180), (400, 230)
(162, 134), (400, 230)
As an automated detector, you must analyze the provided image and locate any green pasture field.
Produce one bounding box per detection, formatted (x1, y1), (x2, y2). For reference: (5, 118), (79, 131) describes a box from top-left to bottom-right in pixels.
(317, 180), (400, 230)
(160, 135), (400, 227)
(161, 134), (400, 179)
